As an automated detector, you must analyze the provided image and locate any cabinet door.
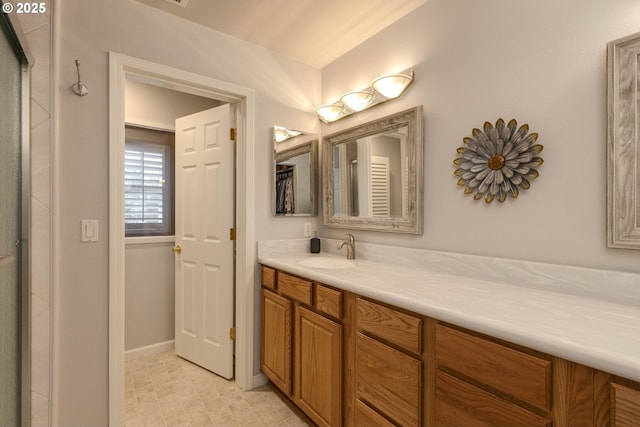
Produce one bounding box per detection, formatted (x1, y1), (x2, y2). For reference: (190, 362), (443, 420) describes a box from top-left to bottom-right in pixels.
(612, 383), (640, 427)
(296, 306), (343, 427)
(261, 289), (292, 395)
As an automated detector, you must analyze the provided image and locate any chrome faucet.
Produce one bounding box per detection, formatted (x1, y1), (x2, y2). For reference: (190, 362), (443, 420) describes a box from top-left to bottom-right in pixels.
(337, 234), (356, 260)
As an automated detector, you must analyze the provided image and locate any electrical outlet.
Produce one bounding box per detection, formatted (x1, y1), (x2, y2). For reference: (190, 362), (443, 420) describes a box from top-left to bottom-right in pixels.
(303, 223), (312, 237)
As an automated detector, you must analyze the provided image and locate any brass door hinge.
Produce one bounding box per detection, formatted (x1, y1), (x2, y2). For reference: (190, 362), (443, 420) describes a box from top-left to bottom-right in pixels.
(230, 327), (236, 340)
(229, 227), (236, 240)
(230, 128), (237, 141)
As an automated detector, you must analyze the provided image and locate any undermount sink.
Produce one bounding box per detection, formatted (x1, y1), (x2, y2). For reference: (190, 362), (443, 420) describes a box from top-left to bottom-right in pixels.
(298, 257), (356, 269)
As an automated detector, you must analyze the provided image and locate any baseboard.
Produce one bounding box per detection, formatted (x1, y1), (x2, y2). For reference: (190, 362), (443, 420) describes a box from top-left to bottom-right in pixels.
(125, 340), (175, 361)
(253, 372), (268, 388)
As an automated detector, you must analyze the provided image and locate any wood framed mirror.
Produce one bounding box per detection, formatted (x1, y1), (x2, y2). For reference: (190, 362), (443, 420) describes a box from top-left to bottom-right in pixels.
(273, 127), (318, 216)
(608, 33), (640, 249)
(322, 106), (423, 234)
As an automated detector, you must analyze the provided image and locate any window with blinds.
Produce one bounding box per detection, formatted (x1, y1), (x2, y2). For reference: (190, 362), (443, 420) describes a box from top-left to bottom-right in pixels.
(124, 126), (175, 236)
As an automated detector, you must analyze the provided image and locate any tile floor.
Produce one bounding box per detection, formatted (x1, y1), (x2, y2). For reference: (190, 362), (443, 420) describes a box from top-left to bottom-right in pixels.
(125, 351), (310, 427)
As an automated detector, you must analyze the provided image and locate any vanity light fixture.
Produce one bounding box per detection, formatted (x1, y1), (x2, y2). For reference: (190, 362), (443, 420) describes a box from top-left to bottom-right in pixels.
(340, 89), (375, 112)
(316, 70), (414, 123)
(372, 72), (414, 99)
(315, 102), (346, 123)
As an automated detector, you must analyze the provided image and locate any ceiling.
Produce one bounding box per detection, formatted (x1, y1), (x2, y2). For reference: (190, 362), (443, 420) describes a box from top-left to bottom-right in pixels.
(134, 0), (428, 68)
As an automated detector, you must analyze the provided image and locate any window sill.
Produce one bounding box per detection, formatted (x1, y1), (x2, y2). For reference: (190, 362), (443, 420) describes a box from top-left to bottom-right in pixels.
(125, 236), (175, 245)
(0, 255), (15, 268)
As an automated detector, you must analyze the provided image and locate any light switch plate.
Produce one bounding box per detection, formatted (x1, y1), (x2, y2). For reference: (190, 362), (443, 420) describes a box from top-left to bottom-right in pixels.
(304, 223), (312, 237)
(81, 220), (99, 242)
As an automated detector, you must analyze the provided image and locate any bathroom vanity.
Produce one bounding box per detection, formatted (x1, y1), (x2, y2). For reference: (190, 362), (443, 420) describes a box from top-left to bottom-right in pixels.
(258, 240), (640, 427)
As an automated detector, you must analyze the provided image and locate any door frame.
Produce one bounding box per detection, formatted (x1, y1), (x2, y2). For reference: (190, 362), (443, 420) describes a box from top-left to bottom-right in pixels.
(2, 11), (33, 426)
(108, 52), (256, 425)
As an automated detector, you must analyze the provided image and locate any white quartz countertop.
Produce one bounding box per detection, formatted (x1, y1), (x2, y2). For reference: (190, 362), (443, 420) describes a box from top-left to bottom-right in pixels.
(258, 243), (640, 383)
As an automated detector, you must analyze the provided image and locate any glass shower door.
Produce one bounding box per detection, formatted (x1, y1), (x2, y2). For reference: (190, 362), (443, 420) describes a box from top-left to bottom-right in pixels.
(0, 11), (30, 427)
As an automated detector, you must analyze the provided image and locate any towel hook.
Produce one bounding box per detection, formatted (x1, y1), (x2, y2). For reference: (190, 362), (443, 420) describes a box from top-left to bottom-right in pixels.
(72, 60), (89, 96)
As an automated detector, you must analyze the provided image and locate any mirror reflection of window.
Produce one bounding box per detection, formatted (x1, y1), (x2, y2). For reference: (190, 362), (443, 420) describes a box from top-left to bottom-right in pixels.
(369, 155), (390, 217)
(332, 127), (407, 219)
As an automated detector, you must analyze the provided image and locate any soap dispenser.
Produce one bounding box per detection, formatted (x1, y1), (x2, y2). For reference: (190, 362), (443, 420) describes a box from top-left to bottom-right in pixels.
(310, 232), (320, 253)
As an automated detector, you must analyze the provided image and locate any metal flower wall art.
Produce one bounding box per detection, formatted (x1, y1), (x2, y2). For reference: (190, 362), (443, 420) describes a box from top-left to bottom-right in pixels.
(454, 118), (544, 203)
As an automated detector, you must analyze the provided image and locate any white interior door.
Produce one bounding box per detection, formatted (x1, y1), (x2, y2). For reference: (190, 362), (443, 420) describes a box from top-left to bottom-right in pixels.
(174, 104), (234, 379)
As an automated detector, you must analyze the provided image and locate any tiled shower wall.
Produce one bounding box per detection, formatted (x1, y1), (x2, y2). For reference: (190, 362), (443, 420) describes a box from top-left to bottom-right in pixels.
(18, 2), (52, 426)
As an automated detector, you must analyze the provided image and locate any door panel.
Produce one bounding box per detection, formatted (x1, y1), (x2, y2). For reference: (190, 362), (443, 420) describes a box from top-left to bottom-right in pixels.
(203, 265), (222, 344)
(181, 165), (197, 239)
(180, 261), (196, 337)
(175, 104), (234, 379)
(204, 163), (222, 238)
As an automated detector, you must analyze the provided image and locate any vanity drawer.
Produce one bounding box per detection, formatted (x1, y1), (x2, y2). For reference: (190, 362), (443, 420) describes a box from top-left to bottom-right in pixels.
(357, 297), (422, 354)
(261, 265), (277, 290)
(612, 383), (640, 427)
(435, 323), (551, 411)
(314, 284), (343, 321)
(356, 333), (422, 427)
(278, 272), (312, 306)
(355, 400), (396, 427)
(435, 370), (551, 427)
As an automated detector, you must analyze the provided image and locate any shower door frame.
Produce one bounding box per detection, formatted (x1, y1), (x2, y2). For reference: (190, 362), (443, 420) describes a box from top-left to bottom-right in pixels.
(2, 8), (33, 427)
(19, 44), (31, 427)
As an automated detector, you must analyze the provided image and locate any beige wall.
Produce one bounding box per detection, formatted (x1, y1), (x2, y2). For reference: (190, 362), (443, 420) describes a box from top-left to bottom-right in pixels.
(54, 0), (320, 425)
(125, 79), (222, 131)
(124, 240), (175, 351)
(320, 0), (640, 274)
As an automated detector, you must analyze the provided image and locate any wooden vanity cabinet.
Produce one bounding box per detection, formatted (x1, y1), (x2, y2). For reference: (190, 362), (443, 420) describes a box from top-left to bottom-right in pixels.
(261, 265), (640, 427)
(260, 267), (344, 427)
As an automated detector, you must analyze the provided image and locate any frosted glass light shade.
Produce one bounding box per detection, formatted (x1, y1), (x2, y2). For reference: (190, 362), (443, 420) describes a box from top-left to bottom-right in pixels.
(372, 72), (413, 99)
(316, 103), (345, 123)
(340, 90), (374, 112)
(274, 126), (301, 143)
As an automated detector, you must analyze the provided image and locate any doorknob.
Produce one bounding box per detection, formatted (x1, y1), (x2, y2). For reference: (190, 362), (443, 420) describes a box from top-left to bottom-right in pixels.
(172, 245), (182, 254)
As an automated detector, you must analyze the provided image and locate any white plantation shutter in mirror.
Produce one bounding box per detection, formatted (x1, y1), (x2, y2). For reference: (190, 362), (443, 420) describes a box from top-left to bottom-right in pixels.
(369, 155), (390, 217)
